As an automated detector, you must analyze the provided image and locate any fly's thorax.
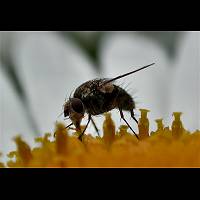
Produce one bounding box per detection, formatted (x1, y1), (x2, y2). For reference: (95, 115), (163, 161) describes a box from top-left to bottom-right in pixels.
(74, 79), (100, 99)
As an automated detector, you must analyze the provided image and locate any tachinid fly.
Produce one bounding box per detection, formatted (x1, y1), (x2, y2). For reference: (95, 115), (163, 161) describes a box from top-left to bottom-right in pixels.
(63, 63), (155, 141)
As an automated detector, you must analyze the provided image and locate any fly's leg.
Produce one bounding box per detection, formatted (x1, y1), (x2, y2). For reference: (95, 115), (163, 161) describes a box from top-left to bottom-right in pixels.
(78, 114), (91, 141)
(130, 109), (138, 124)
(65, 122), (73, 129)
(54, 122), (73, 137)
(91, 117), (100, 137)
(119, 109), (139, 140)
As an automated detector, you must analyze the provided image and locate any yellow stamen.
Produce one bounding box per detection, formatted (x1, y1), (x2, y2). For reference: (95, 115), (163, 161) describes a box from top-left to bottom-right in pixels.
(13, 136), (32, 165)
(172, 112), (184, 139)
(103, 112), (116, 146)
(138, 109), (150, 139)
(55, 123), (68, 155)
(117, 125), (129, 137)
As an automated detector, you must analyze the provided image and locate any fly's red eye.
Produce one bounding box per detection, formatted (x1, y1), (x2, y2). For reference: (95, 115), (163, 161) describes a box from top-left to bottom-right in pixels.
(71, 98), (84, 113)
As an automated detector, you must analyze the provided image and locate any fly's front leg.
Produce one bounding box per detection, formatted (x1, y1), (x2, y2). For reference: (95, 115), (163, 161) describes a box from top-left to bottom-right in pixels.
(54, 122), (73, 137)
(78, 114), (91, 141)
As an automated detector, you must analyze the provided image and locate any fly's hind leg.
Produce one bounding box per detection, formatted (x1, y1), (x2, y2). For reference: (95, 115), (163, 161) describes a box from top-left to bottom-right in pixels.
(91, 117), (100, 137)
(119, 109), (139, 140)
(130, 109), (138, 124)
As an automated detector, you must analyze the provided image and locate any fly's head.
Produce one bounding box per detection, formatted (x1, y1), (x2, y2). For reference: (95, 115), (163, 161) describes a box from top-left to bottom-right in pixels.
(64, 98), (85, 130)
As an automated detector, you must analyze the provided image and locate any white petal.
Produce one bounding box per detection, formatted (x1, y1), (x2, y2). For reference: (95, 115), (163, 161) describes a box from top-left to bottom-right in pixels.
(170, 32), (200, 131)
(99, 32), (171, 132)
(0, 66), (35, 161)
(11, 32), (97, 135)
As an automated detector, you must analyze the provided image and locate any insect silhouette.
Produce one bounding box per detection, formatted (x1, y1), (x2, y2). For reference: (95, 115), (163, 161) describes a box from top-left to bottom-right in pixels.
(63, 63), (155, 141)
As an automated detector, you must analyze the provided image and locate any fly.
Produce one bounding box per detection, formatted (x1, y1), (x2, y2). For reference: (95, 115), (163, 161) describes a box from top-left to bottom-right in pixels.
(63, 63), (155, 141)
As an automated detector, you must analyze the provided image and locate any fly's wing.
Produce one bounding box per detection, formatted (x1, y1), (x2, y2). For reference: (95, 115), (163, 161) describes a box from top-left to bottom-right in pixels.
(83, 63), (155, 98)
(99, 63), (155, 87)
(97, 78), (115, 93)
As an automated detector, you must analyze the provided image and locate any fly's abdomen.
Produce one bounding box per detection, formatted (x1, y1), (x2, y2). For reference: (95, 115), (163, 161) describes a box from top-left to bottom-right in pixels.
(83, 90), (118, 115)
(116, 86), (136, 111)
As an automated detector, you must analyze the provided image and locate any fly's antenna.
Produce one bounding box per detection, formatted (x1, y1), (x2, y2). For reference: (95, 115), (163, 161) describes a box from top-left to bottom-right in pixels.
(64, 90), (73, 102)
(57, 111), (64, 118)
(56, 103), (66, 119)
(69, 90), (73, 98)
(64, 95), (67, 102)
(100, 63), (155, 86)
(57, 98), (68, 119)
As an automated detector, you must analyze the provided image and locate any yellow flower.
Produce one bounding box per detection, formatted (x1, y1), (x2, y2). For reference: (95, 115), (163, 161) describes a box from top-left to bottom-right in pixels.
(2, 109), (200, 167)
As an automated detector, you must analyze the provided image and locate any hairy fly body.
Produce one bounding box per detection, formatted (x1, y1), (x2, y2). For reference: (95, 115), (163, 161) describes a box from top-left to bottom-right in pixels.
(63, 63), (155, 141)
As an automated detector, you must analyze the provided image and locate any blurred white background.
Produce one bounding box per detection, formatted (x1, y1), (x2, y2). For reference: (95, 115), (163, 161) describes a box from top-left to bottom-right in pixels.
(0, 31), (199, 161)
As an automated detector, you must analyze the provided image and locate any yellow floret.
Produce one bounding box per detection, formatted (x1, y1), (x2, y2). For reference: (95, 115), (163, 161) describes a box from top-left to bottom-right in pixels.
(138, 109), (150, 139)
(0, 153), (5, 168)
(1, 109), (200, 167)
(103, 112), (116, 147)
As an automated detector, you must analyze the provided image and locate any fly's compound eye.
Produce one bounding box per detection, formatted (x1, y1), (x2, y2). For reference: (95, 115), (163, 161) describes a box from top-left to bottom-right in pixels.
(70, 98), (85, 114)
